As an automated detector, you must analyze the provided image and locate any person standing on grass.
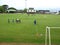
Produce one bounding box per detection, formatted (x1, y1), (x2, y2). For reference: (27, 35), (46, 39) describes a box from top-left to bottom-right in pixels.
(19, 19), (21, 23)
(12, 19), (14, 23)
(34, 19), (36, 25)
(16, 18), (20, 23)
(8, 19), (10, 23)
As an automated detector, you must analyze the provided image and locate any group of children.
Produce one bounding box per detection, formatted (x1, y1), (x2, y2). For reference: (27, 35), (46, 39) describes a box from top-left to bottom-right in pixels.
(8, 18), (21, 23)
(8, 19), (36, 25)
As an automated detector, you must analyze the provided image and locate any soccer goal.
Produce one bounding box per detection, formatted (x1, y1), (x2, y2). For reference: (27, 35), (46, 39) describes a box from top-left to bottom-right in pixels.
(45, 26), (60, 45)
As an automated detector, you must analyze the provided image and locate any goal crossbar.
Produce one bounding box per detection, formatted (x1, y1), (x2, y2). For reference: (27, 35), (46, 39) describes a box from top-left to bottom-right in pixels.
(46, 26), (60, 29)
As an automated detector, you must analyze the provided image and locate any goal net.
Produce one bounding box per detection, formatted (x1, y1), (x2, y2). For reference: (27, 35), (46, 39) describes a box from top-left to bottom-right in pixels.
(45, 26), (60, 45)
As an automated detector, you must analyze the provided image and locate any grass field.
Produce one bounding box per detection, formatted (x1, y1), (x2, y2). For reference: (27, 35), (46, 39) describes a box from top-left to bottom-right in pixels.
(0, 13), (60, 45)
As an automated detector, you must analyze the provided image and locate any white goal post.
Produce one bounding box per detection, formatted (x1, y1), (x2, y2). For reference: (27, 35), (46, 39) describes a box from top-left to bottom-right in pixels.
(45, 26), (60, 45)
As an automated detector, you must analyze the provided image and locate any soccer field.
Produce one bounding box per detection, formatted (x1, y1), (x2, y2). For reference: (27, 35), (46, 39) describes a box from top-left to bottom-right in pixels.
(0, 13), (60, 45)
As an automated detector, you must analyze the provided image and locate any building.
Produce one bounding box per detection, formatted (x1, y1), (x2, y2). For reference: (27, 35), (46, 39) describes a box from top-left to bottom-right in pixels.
(27, 8), (36, 14)
(7, 7), (16, 13)
(58, 11), (60, 15)
(37, 10), (50, 14)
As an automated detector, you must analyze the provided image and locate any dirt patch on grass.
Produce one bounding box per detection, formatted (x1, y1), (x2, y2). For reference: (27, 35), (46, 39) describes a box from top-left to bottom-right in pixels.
(0, 43), (44, 45)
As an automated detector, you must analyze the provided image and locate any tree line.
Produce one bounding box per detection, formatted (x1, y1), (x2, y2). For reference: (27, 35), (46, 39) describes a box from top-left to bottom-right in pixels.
(0, 5), (27, 13)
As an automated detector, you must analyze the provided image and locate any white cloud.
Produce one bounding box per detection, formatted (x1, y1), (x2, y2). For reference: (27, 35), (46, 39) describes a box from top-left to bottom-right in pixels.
(0, 0), (60, 9)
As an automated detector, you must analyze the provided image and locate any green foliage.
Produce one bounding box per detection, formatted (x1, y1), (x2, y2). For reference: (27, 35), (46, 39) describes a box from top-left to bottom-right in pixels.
(0, 6), (4, 13)
(0, 5), (8, 13)
(23, 8), (27, 13)
(2, 5), (8, 12)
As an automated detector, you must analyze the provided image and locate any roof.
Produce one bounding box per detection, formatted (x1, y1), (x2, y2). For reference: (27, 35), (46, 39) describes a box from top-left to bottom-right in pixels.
(7, 9), (16, 11)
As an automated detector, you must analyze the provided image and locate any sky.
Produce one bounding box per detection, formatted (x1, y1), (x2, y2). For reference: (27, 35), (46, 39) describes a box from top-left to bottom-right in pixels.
(0, 0), (60, 11)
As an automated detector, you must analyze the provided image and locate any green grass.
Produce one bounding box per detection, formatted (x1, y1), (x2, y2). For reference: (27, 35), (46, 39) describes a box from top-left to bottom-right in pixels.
(51, 28), (60, 45)
(0, 13), (60, 44)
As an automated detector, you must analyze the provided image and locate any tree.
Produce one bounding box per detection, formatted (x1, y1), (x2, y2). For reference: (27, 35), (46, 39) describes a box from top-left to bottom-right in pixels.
(0, 6), (4, 13)
(2, 5), (8, 12)
(23, 8), (27, 13)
